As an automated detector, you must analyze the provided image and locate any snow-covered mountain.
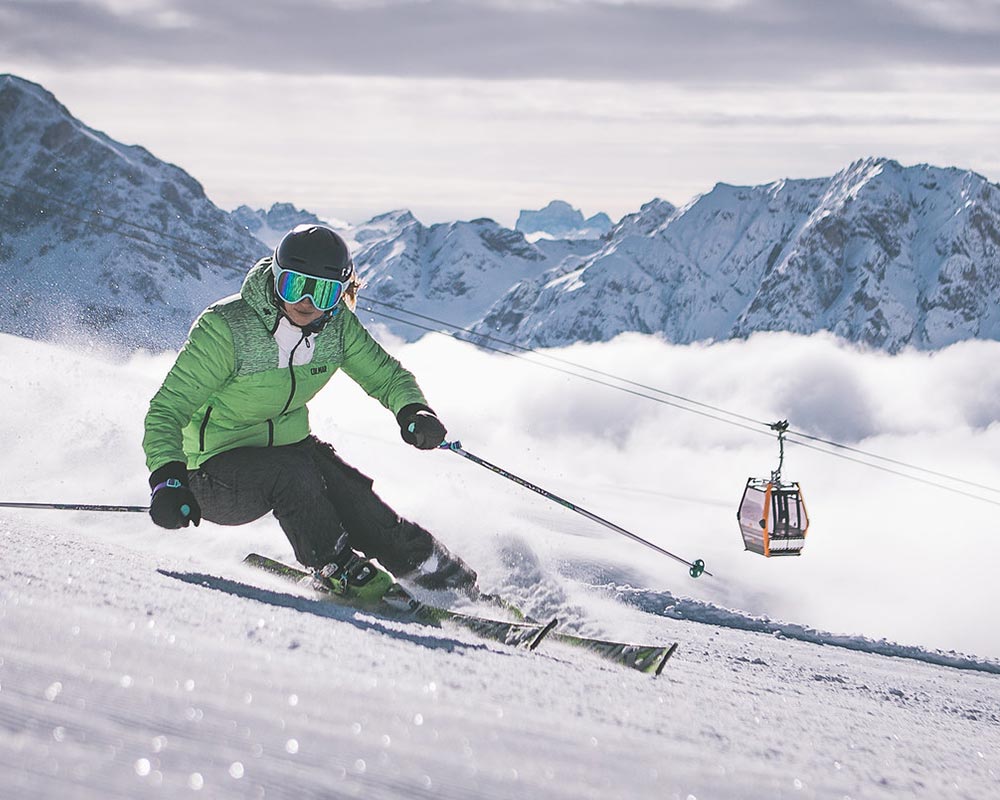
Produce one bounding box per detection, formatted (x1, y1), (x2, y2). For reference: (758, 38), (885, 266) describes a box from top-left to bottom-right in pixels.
(515, 200), (613, 241)
(231, 202), (331, 249)
(0, 74), (266, 350)
(475, 160), (1000, 351)
(5, 74), (1000, 356)
(225, 203), (604, 343)
(344, 210), (604, 342)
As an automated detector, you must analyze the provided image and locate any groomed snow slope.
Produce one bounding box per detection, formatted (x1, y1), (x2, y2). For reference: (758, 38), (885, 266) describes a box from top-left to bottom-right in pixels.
(3, 517), (998, 800)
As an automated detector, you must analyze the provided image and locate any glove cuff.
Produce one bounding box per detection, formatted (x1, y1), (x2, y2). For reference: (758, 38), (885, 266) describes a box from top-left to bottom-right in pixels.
(396, 403), (435, 427)
(149, 461), (189, 492)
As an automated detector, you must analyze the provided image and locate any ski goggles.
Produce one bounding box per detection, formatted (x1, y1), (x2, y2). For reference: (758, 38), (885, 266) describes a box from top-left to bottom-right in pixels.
(272, 265), (347, 311)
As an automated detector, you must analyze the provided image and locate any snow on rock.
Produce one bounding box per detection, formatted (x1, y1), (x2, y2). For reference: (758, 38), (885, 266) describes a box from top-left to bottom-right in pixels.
(230, 202), (329, 249)
(0, 74), (266, 351)
(344, 210), (604, 342)
(475, 159), (1000, 352)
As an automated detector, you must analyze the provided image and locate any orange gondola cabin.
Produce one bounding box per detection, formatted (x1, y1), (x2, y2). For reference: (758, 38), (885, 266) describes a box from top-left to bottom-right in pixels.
(737, 420), (810, 557)
(737, 478), (809, 556)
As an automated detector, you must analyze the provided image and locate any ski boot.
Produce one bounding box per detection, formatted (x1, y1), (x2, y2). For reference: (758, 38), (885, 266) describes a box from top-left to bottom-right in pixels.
(313, 549), (395, 608)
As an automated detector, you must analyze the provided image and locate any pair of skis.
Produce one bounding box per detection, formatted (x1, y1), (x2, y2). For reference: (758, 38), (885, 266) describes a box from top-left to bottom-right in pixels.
(243, 553), (677, 677)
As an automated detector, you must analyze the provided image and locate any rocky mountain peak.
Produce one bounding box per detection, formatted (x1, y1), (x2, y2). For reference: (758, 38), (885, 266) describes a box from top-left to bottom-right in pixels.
(0, 74), (265, 350)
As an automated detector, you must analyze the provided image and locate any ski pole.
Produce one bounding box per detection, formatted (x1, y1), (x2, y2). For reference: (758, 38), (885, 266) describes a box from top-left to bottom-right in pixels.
(439, 441), (710, 578)
(0, 501), (149, 513)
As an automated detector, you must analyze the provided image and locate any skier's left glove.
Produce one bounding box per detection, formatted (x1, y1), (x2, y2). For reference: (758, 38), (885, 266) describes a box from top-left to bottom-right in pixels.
(396, 403), (447, 450)
(148, 461), (202, 529)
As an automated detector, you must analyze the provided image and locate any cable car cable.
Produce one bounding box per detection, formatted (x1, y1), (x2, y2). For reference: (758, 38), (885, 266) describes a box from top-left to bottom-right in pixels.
(364, 306), (773, 438)
(366, 299), (1000, 496)
(358, 296), (770, 429)
(781, 435), (1000, 507)
(365, 305), (1000, 505)
(784, 427), (1000, 496)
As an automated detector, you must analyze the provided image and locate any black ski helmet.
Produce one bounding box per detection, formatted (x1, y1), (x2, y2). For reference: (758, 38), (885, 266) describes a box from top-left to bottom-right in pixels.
(273, 224), (354, 282)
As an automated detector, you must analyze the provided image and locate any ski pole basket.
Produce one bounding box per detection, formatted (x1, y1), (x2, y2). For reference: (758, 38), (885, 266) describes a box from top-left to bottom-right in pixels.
(736, 420), (810, 557)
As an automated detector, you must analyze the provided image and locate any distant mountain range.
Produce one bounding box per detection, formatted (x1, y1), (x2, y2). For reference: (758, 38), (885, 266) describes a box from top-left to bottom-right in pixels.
(3, 73), (999, 353)
(515, 200), (612, 241)
(475, 162), (1000, 351)
(343, 210), (603, 342)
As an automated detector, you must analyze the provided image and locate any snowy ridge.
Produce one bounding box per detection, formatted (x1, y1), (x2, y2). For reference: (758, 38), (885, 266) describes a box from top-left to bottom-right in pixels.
(230, 202), (328, 249)
(344, 210), (603, 342)
(0, 74), (266, 350)
(604, 585), (1000, 675)
(474, 159), (1000, 351)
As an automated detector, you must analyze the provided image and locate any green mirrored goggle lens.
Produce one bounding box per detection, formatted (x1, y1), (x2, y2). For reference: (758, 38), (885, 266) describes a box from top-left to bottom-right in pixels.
(274, 268), (345, 311)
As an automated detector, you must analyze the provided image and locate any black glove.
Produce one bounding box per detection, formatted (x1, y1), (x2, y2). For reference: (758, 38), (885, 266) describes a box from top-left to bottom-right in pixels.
(148, 461), (202, 529)
(396, 403), (447, 450)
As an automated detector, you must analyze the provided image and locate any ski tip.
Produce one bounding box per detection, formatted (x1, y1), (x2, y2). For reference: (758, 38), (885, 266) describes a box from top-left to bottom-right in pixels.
(529, 618), (560, 650)
(654, 642), (680, 677)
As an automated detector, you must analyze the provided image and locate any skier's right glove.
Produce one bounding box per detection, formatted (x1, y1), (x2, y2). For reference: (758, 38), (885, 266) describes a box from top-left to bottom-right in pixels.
(148, 461), (202, 529)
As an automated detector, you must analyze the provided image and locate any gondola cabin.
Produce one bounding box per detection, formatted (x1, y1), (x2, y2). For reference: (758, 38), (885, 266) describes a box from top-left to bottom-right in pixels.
(737, 478), (809, 557)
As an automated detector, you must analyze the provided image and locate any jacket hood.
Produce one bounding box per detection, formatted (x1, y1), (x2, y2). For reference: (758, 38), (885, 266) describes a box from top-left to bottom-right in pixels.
(241, 257), (280, 323)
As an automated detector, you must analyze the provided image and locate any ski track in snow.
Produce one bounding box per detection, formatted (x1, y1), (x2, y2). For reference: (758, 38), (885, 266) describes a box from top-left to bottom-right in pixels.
(2, 517), (998, 800)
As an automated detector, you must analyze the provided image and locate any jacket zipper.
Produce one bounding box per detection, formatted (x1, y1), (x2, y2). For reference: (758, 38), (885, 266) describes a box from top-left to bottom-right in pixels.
(280, 331), (308, 415)
(266, 328), (310, 448)
(199, 406), (214, 451)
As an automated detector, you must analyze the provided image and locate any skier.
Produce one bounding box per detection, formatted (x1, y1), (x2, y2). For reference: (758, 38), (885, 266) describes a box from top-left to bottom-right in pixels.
(142, 224), (477, 604)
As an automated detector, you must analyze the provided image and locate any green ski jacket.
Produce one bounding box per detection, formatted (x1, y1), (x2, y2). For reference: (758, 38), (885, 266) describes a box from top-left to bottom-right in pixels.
(143, 258), (428, 472)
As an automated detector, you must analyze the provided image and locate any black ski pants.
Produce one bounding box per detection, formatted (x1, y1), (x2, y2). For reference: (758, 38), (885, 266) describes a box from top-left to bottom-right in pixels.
(187, 436), (439, 574)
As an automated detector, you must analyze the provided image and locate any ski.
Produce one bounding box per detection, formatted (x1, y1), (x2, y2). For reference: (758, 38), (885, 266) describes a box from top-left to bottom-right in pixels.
(242, 553), (557, 650)
(475, 602), (678, 675)
(481, 605), (678, 675)
(242, 553), (677, 675)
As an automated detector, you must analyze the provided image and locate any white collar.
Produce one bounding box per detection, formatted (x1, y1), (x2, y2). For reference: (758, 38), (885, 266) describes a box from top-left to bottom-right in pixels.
(273, 316), (317, 367)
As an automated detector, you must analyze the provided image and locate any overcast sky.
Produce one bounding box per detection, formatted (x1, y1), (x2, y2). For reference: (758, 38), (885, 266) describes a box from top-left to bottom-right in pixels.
(3, 0), (1000, 225)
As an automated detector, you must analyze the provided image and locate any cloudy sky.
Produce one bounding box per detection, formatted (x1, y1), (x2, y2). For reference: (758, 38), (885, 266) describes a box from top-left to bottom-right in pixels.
(3, 0), (1000, 225)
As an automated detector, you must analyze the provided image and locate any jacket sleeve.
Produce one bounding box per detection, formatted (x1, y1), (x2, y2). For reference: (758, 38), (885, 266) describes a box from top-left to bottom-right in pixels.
(143, 310), (236, 472)
(338, 309), (428, 414)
